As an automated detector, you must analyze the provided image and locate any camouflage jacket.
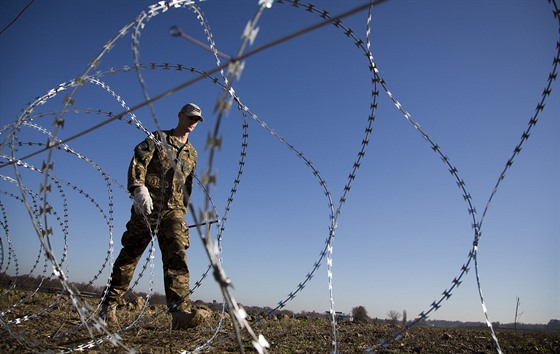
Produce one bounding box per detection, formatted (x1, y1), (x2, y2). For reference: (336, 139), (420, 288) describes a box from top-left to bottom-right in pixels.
(128, 130), (197, 212)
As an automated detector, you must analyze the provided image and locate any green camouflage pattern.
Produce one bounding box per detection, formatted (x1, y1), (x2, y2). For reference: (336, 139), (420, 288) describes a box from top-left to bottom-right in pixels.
(105, 130), (197, 312)
(106, 209), (191, 311)
(128, 130), (197, 212)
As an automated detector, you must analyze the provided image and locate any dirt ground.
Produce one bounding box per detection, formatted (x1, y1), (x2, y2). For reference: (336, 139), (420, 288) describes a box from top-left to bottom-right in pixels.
(1, 291), (558, 353)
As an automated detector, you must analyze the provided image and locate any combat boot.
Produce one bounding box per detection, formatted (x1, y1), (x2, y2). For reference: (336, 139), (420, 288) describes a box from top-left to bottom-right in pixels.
(171, 310), (199, 330)
(99, 304), (119, 327)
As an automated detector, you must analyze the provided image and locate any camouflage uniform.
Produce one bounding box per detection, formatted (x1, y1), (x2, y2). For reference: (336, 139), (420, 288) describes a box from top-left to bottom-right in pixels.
(105, 130), (197, 312)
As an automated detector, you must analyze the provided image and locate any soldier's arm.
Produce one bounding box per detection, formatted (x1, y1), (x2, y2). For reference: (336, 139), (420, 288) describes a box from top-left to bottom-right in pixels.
(182, 151), (196, 207)
(128, 134), (157, 193)
(182, 161), (195, 206)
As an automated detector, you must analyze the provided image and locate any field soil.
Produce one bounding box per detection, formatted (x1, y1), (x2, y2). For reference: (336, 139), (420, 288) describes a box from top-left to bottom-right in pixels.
(1, 291), (558, 353)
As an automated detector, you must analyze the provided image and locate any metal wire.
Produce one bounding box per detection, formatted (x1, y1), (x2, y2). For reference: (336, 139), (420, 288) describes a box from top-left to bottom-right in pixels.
(0, 0), (558, 353)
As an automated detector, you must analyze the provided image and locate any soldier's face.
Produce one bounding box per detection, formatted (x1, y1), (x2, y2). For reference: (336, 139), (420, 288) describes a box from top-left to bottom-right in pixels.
(180, 113), (201, 132)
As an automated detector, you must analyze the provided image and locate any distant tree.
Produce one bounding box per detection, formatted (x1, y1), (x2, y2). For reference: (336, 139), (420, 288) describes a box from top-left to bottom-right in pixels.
(402, 309), (407, 326)
(279, 309), (294, 318)
(352, 306), (369, 323)
(147, 292), (166, 305)
(299, 310), (325, 320)
(387, 310), (401, 324)
(546, 319), (560, 330)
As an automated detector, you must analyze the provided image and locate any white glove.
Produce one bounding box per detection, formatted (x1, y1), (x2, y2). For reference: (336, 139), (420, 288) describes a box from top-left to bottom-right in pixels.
(133, 186), (153, 215)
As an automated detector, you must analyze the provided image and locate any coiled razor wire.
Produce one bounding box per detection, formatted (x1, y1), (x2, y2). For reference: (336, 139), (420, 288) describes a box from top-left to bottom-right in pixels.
(0, 60), (254, 352)
(0, 0), (558, 353)
(1, 70), (230, 352)
(365, 1), (559, 351)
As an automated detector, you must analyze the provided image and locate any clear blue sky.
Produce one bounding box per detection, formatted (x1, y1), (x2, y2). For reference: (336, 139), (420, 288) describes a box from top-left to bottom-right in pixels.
(1, 0), (558, 326)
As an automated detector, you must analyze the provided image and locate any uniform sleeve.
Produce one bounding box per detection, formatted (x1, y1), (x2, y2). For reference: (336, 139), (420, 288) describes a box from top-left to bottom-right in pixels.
(182, 149), (197, 207)
(127, 135), (157, 193)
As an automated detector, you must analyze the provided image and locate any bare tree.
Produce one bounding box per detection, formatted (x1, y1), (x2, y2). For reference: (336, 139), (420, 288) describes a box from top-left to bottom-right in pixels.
(387, 310), (401, 324)
(351, 306), (369, 323)
(514, 296), (523, 332)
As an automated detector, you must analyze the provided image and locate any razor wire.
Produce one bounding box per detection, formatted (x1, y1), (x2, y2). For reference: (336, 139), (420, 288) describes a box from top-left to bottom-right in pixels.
(187, 2), (275, 352)
(0, 0), (558, 353)
(366, 0), (559, 351)
(0, 0), (364, 350)
(1, 153), (133, 351)
(0, 73), (229, 352)
(0, 61), (253, 352)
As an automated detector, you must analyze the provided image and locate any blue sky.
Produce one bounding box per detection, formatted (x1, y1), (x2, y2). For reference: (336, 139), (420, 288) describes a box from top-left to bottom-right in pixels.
(1, 0), (558, 327)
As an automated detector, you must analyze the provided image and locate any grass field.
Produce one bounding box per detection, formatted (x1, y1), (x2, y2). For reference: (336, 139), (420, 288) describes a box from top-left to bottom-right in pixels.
(1, 290), (558, 353)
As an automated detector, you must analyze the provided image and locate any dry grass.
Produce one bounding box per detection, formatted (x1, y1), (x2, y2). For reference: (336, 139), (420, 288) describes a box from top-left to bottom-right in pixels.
(1, 290), (558, 353)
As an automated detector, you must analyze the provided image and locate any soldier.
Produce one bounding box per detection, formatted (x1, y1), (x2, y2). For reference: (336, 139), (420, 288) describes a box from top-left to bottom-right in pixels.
(100, 102), (204, 330)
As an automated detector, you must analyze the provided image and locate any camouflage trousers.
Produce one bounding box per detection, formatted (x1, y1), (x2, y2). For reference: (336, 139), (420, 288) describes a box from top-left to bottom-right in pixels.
(105, 208), (191, 312)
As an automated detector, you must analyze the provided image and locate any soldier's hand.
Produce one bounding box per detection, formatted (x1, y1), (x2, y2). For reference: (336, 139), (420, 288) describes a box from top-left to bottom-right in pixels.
(133, 186), (153, 215)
